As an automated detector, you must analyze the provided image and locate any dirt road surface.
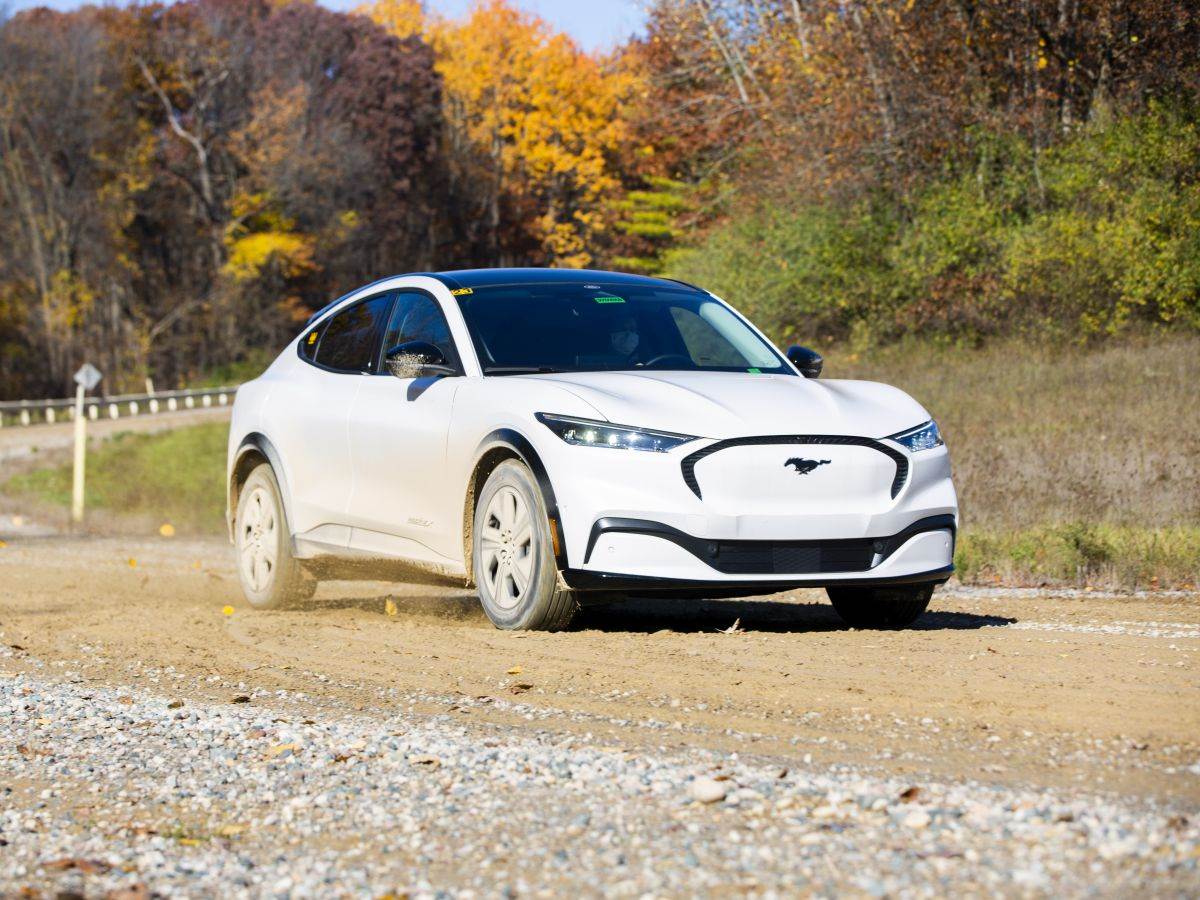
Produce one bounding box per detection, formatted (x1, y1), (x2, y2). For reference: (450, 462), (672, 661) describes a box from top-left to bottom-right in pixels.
(2, 535), (1198, 895)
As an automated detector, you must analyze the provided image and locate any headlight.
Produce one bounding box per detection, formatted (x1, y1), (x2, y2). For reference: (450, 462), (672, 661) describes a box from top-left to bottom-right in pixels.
(887, 420), (944, 452)
(535, 413), (697, 453)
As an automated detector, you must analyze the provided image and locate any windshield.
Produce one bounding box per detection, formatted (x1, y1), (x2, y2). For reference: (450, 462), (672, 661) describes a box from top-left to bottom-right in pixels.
(456, 283), (792, 376)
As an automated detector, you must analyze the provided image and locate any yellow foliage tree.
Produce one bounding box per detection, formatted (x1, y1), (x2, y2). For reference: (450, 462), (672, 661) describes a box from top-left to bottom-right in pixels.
(364, 0), (632, 267)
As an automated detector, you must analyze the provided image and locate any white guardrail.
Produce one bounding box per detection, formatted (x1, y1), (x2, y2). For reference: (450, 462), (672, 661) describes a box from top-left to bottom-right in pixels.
(0, 386), (238, 428)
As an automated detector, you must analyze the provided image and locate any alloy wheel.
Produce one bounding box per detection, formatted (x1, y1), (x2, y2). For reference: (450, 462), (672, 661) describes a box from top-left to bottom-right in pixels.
(479, 486), (534, 610)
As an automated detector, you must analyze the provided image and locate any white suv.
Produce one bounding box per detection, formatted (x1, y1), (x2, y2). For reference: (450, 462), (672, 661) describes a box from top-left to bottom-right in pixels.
(227, 269), (957, 630)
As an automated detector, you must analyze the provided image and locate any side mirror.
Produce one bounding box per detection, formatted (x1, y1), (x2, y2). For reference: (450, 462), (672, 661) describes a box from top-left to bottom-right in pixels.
(385, 341), (457, 379)
(786, 345), (823, 378)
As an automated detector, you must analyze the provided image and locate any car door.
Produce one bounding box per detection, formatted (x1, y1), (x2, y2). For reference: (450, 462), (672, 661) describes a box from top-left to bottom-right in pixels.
(345, 289), (465, 563)
(269, 291), (393, 546)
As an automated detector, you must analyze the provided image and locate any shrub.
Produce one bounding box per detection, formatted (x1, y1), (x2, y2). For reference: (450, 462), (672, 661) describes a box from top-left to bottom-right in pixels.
(666, 102), (1200, 344)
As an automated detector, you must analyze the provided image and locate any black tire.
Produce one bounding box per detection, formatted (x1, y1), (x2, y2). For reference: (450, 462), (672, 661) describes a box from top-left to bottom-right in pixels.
(826, 584), (933, 629)
(472, 459), (578, 631)
(235, 463), (317, 610)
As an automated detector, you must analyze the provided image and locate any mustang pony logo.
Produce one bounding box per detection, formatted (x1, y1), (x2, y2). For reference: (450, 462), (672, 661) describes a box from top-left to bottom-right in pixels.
(784, 457), (831, 475)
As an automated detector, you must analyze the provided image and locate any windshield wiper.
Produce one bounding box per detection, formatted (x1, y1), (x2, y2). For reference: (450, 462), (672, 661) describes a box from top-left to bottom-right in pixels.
(483, 366), (564, 375)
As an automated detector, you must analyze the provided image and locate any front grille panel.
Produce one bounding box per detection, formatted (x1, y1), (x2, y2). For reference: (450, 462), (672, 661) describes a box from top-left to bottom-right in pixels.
(709, 538), (875, 575)
(681, 435), (908, 500)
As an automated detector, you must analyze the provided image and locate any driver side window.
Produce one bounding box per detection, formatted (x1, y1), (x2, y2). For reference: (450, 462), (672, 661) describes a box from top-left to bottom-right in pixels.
(378, 291), (459, 373)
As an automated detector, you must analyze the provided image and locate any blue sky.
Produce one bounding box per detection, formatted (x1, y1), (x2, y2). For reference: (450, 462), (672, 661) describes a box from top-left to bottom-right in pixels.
(2, 0), (649, 52)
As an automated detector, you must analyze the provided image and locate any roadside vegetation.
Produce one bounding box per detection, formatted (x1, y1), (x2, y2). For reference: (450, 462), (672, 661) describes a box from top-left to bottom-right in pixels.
(5, 423), (228, 534)
(3, 1), (1198, 399)
(667, 104), (1200, 345)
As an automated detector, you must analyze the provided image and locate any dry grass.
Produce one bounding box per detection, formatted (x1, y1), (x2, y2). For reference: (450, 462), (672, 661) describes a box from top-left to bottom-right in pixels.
(829, 333), (1200, 587)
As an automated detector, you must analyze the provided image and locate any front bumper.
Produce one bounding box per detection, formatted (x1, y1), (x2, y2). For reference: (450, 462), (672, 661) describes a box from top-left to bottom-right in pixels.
(541, 430), (958, 589)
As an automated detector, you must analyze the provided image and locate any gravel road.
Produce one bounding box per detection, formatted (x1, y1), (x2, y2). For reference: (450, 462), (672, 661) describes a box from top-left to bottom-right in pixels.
(2, 536), (1198, 896)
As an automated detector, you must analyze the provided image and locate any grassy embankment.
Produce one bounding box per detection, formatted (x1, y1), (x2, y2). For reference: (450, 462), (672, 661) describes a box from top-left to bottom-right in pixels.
(5, 422), (228, 534)
(4, 335), (1197, 588)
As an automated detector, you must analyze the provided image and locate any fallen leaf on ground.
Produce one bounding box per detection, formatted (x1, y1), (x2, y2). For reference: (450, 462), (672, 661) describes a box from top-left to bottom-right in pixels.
(44, 858), (111, 874)
(216, 824), (247, 837)
(899, 786), (921, 802)
(167, 700), (184, 709)
(267, 743), (299, 757)
(385, 597), (398, 617)
(509, 682), (534, 694)
(127, 558), (137, 568)
(506, 665), (523, 675)
(158, 523), (175, 538)
(230, 695), (251, 704)
(105, 883), (149, 900)
(408, 754), (441, 767)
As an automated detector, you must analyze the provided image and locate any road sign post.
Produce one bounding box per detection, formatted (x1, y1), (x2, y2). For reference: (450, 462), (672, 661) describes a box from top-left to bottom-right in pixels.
(71, 364), (102, 525)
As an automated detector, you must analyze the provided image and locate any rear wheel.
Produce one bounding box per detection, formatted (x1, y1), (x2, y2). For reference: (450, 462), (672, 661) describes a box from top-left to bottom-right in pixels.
(473, 460), (578, 631)
(235, 463), (316, 610)
(826, 584), (933, 629)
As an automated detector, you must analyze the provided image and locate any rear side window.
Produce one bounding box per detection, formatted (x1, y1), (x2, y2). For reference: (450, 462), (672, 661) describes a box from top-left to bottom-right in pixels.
(313, 294), (393, 373)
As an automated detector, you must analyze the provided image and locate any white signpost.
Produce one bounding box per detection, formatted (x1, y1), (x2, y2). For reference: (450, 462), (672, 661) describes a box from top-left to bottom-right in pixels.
(72, 363), (102, 524)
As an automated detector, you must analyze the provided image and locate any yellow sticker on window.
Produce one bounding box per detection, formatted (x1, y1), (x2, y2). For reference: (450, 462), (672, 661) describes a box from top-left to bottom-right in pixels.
(451, 287), (473, 296)
(307, 331), (318, 345)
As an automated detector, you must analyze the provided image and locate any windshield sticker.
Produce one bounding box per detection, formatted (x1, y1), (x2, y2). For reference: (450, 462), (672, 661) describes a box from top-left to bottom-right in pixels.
(594, 295), (625, 304)
(451, 287), (473, 296)
(306, 331), (318, 345)
(747, 367), (762, 374)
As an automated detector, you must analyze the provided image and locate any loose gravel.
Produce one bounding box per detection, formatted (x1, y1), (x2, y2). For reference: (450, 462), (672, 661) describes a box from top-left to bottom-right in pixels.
(3, 666), (1198, 898)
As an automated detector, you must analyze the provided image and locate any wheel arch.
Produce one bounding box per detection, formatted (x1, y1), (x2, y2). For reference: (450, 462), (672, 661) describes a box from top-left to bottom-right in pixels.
(463, 429), (567, 585)
(229, 433), (295, 544)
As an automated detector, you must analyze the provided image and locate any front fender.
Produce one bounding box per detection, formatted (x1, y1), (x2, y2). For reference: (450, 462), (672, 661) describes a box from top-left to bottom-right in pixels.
(228, 432), (296, 544)
(469, 428), (568, 572)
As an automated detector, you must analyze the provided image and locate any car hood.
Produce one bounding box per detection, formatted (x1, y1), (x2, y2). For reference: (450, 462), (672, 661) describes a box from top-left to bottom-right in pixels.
(534, 371), (929, 440)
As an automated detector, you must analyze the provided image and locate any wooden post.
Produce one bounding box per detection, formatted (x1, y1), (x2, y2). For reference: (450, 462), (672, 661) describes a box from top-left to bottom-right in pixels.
(71, 384), (87, 524)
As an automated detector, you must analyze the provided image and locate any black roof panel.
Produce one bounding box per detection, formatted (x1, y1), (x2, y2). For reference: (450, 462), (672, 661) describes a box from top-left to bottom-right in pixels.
(434, 268), (699, 291)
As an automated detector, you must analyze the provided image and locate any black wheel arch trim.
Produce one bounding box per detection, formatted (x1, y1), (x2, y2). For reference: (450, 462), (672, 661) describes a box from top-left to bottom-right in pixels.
(471, 428), (568, 572)
(230, 433), (295, 543)
(583, 513), (956, 569)
(680, 435), (909, 500)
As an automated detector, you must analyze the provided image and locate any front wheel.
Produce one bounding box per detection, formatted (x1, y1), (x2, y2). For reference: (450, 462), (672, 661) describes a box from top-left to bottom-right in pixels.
(472, 460), (578, 631)
(826, 584), (933, 629)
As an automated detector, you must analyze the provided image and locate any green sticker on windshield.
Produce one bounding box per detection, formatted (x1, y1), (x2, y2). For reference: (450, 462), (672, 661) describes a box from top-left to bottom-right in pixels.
(747, 367), (762, 374)
(594, 295), (625, 304)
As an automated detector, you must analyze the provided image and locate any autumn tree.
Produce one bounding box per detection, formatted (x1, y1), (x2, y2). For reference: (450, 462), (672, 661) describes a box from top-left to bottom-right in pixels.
(0, 0), (449, 398)
(365, 0), (633, 267)
(0, 8), (145, 396)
